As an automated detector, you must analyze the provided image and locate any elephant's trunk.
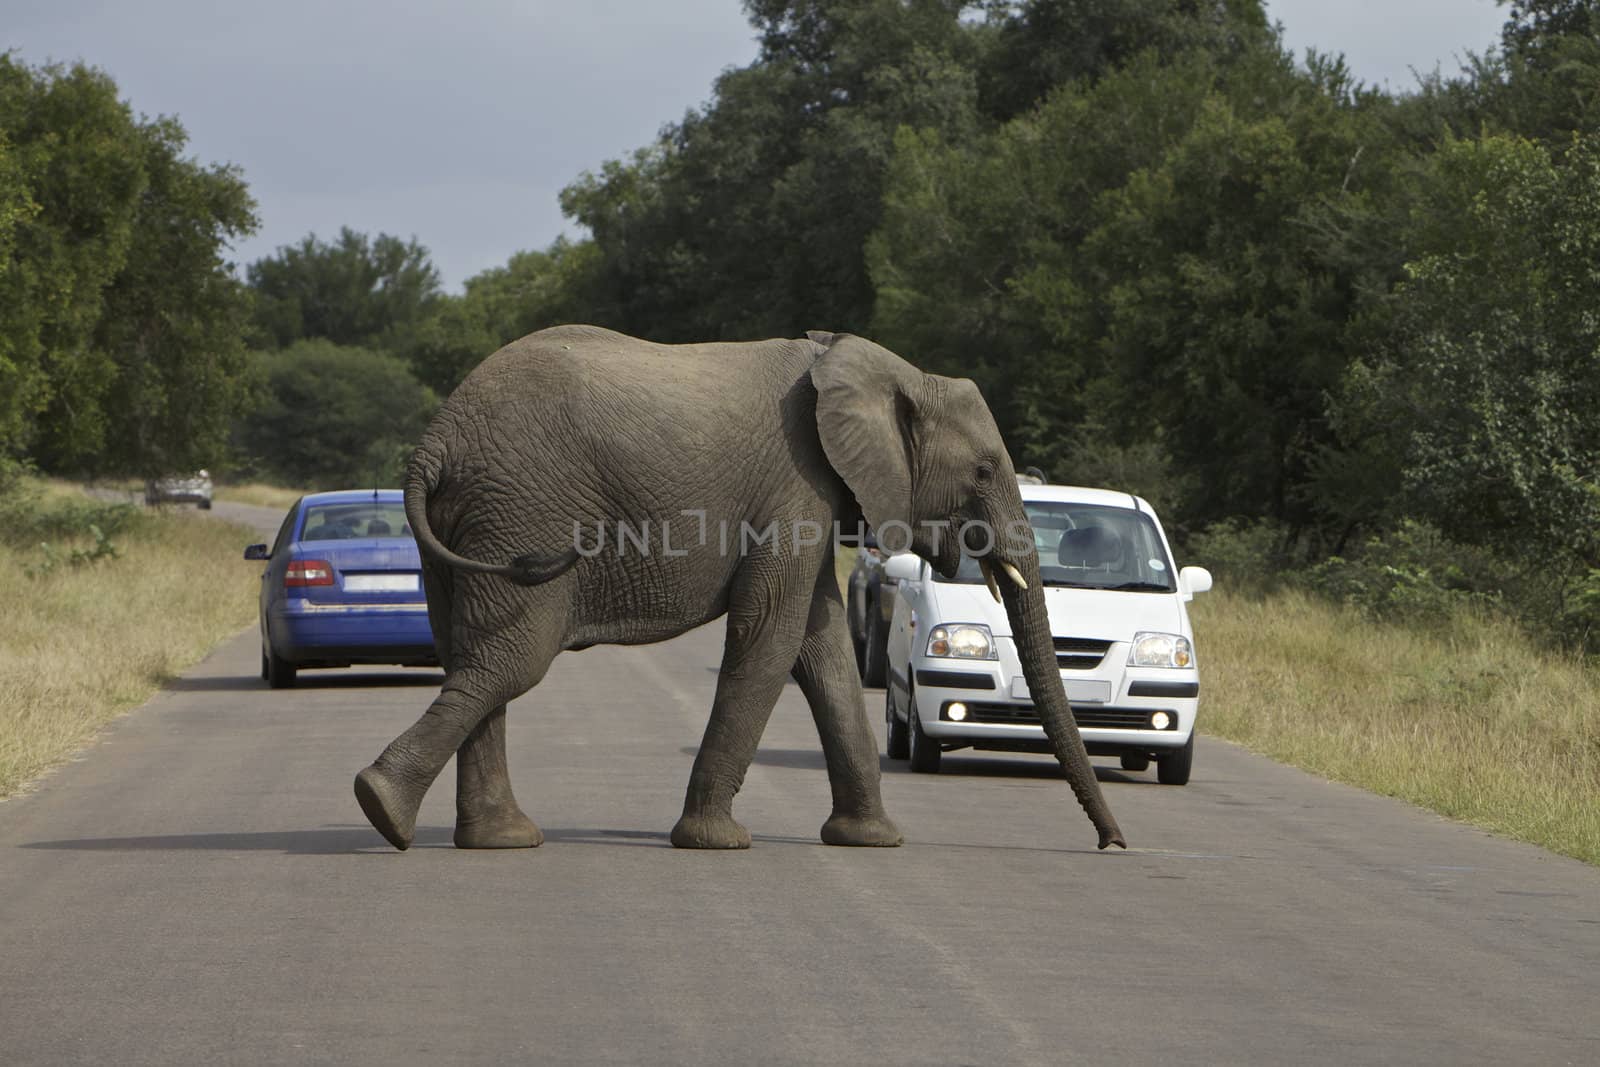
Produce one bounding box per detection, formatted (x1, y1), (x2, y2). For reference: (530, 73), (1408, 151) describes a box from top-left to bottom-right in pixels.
(989, 544), (1127, 850)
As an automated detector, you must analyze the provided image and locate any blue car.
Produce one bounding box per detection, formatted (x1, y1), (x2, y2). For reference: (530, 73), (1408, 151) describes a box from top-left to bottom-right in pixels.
(245, 490), (437, 688)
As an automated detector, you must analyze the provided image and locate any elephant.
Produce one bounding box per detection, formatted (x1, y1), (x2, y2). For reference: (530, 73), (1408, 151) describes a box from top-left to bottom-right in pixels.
(353, 324), (1126, 852)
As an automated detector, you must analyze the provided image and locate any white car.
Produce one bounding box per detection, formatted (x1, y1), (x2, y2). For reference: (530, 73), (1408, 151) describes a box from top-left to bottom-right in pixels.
(882, 483), (1212, 783)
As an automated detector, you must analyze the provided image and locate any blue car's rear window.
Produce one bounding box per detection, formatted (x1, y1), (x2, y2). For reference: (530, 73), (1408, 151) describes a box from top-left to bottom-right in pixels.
(301, 502), (410, 541)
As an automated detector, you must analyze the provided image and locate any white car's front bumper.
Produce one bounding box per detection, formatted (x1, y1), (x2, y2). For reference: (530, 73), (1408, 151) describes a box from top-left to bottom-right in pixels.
(905, 637), (1198, 755)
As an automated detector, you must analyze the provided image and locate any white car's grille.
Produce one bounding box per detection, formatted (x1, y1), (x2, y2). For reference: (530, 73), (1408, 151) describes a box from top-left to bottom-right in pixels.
(1053, 637), (1112, 670)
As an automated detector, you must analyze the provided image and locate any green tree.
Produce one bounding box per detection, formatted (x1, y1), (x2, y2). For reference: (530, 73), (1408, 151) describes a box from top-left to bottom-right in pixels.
(84, 117), (256, 478)
(0, 56), (257, 476)
(1078, 53), (1401, 529)
(561, 0), (1276, 346)
(1331, 134), (1600, 572)
(561, 0), (983, 341)
(0, 131), (35, 488)
(0, 58), (146, 463)
(404, 238), (597, 395)
(233, 340), (437, 488)
(246, 227), (442, 353)
(871, 39), (1404, 532)
(1443, 0), (1600, 146)
(1502, 0), (1597, 60)
(975, 0), (1269, 121)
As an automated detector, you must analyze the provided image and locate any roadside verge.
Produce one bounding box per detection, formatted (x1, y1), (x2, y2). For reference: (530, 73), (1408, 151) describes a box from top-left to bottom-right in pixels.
(0, 483), (261, 798)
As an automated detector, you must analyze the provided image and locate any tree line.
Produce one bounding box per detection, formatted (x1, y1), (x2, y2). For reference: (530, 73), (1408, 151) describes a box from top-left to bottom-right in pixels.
(4, 1), (1600, 643)
(0, 56), (254, 485)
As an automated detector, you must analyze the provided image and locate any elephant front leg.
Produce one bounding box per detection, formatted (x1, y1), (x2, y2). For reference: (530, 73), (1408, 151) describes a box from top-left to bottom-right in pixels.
(792, 565), (903, 847)
(454, 704), (542, 849)
(670, 665), (790, 849)
(672, 567), (810, 849)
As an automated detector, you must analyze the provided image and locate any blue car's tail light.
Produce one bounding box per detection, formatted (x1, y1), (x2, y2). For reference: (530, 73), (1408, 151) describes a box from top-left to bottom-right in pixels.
(285, 559), (335, 587)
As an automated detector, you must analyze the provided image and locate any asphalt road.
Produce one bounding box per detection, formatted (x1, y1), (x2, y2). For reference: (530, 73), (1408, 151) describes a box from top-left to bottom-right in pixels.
(208, 497), (290, 541)
(1, 508), (1597, 1064)
(84, 489), (289, 543)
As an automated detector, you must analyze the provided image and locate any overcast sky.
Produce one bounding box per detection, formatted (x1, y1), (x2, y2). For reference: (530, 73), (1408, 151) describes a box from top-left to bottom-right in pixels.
(8, 0), (1509, 291)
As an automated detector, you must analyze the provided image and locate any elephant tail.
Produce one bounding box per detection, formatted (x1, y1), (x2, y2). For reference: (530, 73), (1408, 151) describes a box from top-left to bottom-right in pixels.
(403, 444), (580, 586)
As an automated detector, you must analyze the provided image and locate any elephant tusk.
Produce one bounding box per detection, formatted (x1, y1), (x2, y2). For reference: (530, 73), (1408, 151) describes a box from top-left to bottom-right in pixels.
(999, 561), (1029, 591)
(980, 558), (1002, 603)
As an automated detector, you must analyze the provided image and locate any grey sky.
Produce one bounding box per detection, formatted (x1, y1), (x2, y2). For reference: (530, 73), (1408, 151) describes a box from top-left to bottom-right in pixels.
(8, 0), (1511, 292)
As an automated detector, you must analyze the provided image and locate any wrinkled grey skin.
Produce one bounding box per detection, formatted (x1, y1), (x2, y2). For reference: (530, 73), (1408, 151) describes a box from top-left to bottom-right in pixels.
(354, 324), (1126, 852)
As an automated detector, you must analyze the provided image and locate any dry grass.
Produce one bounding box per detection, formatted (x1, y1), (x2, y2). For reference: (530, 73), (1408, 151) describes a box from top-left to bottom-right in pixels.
(1191, 587), (1600, 864)
(214, 482), (305, 510)
(0, 490), (259, 798)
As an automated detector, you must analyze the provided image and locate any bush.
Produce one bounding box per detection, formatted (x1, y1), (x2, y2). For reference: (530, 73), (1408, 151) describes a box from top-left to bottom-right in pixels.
(232, 340), (437, 489)
(0, 477), (145, 581)
(1055, 429), (1196, 529)
(0, 456), (31, 499)
(0, 484), (144, 548)
(1183, 517), (1296, 590)
(1298, 520), (1504, 627)
(1188, 512), (1600, 654)
(1555, 569), (1600, 652)
(23, 524), (121, 578)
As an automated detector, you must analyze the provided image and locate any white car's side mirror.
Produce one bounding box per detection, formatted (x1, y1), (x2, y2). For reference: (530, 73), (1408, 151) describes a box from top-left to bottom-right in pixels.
(1179, 566), (1213, 600)
(883, 553), (923, 582)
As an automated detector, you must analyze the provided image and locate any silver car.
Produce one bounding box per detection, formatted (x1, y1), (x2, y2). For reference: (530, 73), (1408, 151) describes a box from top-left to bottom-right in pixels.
(846, 534), (893, 687)
(144, 470), (213, 509)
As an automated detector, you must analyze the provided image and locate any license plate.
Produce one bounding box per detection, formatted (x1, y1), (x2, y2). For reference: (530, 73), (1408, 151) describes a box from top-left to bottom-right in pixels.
(344, 574), (419, 592)
(1010, 676), (1111, 704)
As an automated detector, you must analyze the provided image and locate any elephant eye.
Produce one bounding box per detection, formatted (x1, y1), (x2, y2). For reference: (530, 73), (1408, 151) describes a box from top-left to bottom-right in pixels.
(975, 462), (995, 486)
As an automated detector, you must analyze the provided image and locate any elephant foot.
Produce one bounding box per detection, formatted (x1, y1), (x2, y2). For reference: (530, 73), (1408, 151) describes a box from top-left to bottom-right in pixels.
(820, 811), (904, 847)
(454, 808), (544, 850)
(354, 764), (422, 851)
(669, 813), (752, 850)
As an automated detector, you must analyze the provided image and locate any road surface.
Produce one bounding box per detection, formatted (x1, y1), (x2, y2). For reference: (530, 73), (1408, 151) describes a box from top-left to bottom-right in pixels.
(0, 510), (1595, 1063)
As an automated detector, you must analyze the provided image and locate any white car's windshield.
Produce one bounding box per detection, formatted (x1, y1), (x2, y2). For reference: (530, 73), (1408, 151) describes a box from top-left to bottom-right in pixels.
(942, 501), (1177, 593)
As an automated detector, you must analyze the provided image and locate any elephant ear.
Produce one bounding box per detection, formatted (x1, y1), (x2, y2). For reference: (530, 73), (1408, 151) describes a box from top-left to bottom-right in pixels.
(811, 334), (924, 533)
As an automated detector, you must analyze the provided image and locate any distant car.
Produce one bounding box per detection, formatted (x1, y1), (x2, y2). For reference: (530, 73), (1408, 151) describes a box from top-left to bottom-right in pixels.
(145, 470), (212, 509)
(245, 490), (437, 688)
(847, 471), (1047, 687)
(846, 532), (892, 687)
(882, 482), (1212, 783)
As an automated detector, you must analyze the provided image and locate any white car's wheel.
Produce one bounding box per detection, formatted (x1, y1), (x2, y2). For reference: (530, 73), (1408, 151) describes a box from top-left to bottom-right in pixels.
(1157, 734), (1193, 785)
(860, 606), (887, 688)
(1120, 753), (1150, 772)
(885, 686), (909, 760)
(908, 699), (941, 774)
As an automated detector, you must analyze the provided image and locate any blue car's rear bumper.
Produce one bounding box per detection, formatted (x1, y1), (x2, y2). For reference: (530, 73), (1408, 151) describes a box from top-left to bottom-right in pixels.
(271, 599), (437, 666)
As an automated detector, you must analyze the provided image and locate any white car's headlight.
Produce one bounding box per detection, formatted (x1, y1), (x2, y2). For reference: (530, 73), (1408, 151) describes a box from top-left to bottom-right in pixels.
(926, 624), (997, 660)
(1129, 632), (1193, 668)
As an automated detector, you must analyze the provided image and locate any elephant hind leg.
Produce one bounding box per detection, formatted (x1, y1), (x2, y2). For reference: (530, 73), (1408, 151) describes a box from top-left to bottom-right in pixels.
(356, 602), (564, 851)
(404, 566), (543, 848)
(453, 704), (542, 849)
(355, 686), (485, 851)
